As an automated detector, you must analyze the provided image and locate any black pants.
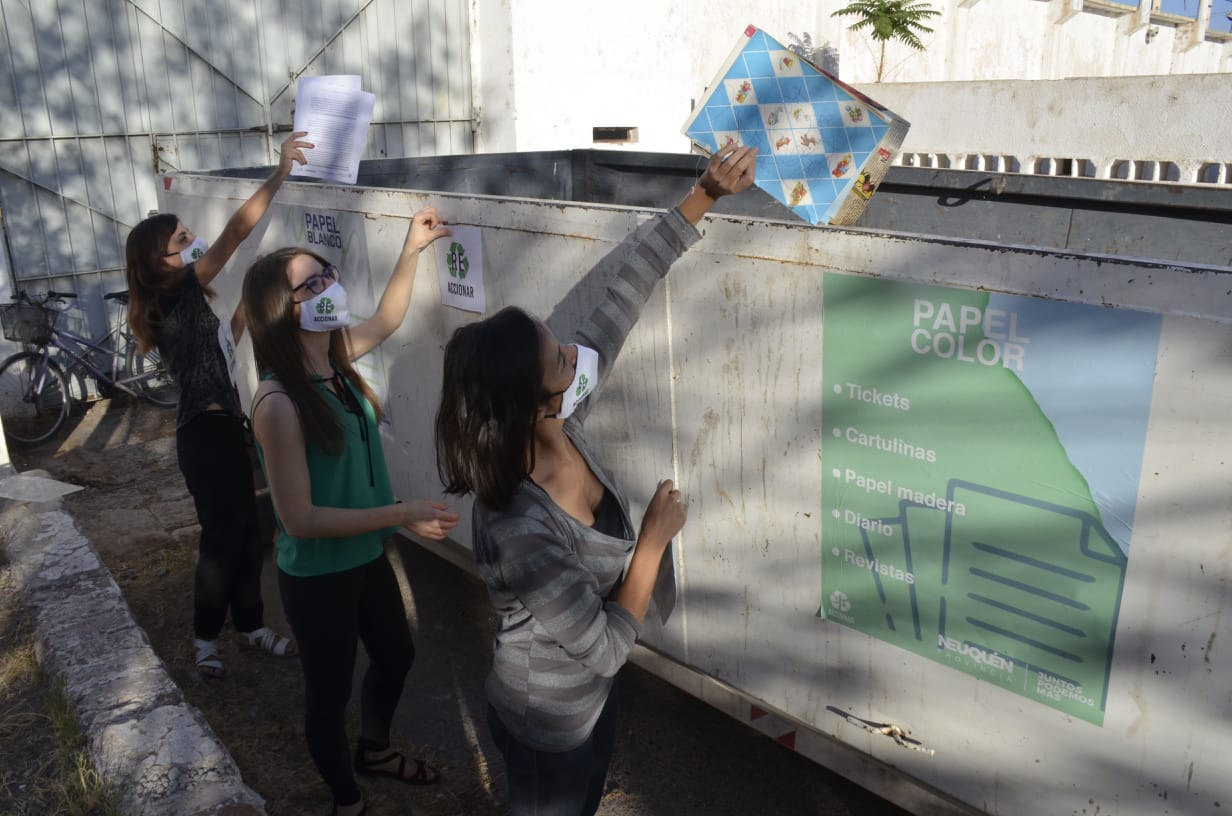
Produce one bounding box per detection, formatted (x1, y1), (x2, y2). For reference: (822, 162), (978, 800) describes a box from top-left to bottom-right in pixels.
(279, 553), (415, 807)
(176, 411), (264, 639)
(488, 679), (621, 816)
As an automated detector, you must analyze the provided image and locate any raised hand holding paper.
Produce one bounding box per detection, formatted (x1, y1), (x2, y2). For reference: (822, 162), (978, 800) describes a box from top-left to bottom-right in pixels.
(290, 75), (375, 185)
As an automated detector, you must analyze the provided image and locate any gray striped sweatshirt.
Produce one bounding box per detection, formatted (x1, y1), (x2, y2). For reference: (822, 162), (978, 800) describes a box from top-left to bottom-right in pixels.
(472, 206), (700, 751)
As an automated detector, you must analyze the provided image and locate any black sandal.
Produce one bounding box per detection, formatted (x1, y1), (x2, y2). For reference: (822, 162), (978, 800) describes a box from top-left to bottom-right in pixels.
(353, 748), (440, 786)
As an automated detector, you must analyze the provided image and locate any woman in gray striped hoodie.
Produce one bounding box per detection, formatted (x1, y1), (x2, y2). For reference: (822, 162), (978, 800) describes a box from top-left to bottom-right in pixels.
(436, 145), (757, 816)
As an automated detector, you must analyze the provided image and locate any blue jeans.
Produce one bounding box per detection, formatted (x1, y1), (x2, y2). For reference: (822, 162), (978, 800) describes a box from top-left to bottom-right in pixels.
(488, 679), (621, 816)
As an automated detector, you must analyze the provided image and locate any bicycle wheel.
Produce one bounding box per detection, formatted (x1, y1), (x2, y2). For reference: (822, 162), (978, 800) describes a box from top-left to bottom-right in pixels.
(126, 345), (179, 408)
(0, 351), (70, 447)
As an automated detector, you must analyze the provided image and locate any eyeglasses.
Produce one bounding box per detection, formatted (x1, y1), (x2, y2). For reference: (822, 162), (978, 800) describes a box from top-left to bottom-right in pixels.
(291, 265), (339, 302)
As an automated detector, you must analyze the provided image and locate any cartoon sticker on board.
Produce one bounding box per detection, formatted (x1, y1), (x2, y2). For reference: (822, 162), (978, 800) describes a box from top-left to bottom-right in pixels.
(771, 50), (804, 76)
(715, 133), (741, 152)
(726, 78), (756, 105)
(784, 180), (811, 207)
(761, 105), (786, 128)
(854, 170), (875, 200)
(845, 104), (866, 125)
(829, 153), (854, 178)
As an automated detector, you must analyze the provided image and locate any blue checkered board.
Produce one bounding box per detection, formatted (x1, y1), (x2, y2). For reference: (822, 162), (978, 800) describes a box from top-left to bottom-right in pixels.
(683, 26), (907, 225)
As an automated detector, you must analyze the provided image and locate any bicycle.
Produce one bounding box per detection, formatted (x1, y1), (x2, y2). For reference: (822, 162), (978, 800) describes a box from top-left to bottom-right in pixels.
(0, 290), (179, 447)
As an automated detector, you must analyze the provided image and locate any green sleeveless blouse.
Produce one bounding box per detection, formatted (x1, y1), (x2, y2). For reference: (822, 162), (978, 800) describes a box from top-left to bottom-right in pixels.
(255, 367), (395, 576)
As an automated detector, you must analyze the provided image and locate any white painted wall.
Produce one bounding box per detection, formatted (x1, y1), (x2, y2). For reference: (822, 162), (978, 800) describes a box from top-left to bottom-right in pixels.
(872, 74), (1232, 183)
(470, 0), (1231, 166)
(473, 0), (819, 153)
(863, 0), (1232, 83)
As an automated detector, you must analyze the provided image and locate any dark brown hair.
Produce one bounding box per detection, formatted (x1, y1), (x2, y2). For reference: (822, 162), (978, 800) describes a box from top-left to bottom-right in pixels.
(125, 214), (186, 353)
(435, 306), (546, 508)
(125, 213), (220, 353)
(242, 247), (380, 455)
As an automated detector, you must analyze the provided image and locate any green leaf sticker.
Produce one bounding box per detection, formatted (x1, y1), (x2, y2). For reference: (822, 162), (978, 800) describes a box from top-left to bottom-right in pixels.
(447, 242), (469, 279)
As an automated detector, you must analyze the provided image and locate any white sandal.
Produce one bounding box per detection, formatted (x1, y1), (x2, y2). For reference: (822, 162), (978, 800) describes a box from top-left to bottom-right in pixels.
(236, 627), (298, 657)
(194, 638), (225, 679)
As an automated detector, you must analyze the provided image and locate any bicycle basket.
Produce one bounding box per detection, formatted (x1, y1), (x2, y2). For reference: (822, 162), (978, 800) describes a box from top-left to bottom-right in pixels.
(0, 302), (55, 344)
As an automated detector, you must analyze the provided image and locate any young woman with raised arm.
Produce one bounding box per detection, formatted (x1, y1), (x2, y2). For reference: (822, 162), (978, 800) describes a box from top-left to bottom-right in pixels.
(125, 131), (312, 679)
(435, 145), (757, 816)
(243, 207), (461, 816)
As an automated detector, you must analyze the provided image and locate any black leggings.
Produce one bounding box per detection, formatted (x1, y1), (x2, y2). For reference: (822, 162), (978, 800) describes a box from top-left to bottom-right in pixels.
(278, 553), (415, 807)
(176, 411), (264, 638)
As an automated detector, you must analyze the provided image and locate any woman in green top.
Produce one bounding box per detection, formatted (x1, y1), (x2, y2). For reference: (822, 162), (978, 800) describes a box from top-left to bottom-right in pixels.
(243, 207), (460, 816)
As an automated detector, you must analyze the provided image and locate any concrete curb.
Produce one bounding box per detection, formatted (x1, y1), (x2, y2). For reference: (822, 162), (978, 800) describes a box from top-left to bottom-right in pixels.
(0, 494), (266, 816)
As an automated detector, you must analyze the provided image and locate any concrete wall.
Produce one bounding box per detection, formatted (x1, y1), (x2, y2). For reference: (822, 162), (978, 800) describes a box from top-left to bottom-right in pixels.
(469, 0), (1231, 180)
(871, 73), (1232, 183)
(876, 0), (1232, 82)
(470, 0), (812, 153)
(159, 171), (1232, 816)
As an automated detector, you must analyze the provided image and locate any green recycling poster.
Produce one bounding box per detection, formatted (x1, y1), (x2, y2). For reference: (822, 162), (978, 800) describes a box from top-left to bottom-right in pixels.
(819, 273), (1161, 726)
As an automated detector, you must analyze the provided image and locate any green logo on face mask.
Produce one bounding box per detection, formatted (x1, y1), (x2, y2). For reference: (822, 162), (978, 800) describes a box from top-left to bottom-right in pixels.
(575, 373), (589, 396)
(447, 242), (469, 279)
(191, 246), (205, 260)
(316, 298), (334, 315)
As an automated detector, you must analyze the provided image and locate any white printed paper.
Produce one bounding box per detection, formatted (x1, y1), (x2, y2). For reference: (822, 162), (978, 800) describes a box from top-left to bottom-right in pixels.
(434, 226), (486, 313)
(290, 74), (376, 185)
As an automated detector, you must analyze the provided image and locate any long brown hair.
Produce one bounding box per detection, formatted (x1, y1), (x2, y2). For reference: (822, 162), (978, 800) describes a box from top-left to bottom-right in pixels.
(124, 213), (217, 353)
(242, 247), (381, 455)
(435, 306), (545, 508)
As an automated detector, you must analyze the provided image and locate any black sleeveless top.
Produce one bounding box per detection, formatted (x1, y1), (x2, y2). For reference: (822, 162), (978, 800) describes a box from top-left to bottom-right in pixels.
(156, 268), (241, 427)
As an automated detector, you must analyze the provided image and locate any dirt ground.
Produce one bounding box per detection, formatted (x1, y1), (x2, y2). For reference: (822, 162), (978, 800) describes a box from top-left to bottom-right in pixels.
(8, 397), (909, 816)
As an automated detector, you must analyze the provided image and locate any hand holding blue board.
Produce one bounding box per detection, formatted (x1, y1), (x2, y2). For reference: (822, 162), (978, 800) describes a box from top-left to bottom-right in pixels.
(682, 25), (910, 226)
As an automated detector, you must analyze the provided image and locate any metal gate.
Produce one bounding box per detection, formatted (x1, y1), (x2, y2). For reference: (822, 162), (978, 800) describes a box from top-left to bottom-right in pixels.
(0, 0), (474, 336)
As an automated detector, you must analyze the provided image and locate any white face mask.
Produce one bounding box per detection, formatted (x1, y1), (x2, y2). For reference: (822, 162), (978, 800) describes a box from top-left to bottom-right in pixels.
(298, 281), (351, 331)
(175, 236), (209, 266)
(551, 344), (599, 420)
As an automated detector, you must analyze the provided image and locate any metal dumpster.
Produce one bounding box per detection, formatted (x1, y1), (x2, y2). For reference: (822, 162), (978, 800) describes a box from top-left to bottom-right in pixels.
(161, 151), (1232, 816)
